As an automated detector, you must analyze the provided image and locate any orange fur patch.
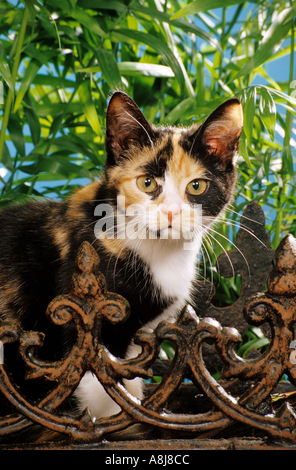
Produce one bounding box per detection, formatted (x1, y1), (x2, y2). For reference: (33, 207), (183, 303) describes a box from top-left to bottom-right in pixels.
(48, 225), (70, 260)
(167, 133), (208, 200)
(67, 180), (101, 220)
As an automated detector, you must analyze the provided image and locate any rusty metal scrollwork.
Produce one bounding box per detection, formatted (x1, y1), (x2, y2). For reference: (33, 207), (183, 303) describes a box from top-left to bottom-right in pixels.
(1, 202), (296, 444)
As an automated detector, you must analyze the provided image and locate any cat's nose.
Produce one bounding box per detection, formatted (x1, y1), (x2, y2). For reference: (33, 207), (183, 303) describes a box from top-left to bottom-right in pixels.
(161, 196), (182, 224)
(167, 209), (177, 225)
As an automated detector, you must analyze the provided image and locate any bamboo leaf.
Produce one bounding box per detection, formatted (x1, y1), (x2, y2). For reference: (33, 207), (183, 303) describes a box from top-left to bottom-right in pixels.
(259, 87), (276, 141)
(238, 133), (252, 168)
(32, 75), (75, 87)
(1, 142), (14, 172)
(7, 114), (25, 156)
(74, 1), (127, 13)
(14, 60), (40, 113)
(230, 7), (295, 82)
(24, 44), (51, 68)
(118, 62), (174, 77)
(112, 28), (185, 93)
(19, 156), (91, 178)
(22, 92), (40, 146)
(282, 146), (295, 179)
(132, 5), (222, 53)
(78, 78), (102, 136)
(67, 7), (107, 38)
(34, 102), (82, 116)
(0, 56), (14, 94)
(171, 0), (246, 19)
(164, 97), (197, 125)
(51, 136), (97, 162)
(268, 87), (296, 107)
(94, 48), (123, 90)
(244, 87), (257, 147)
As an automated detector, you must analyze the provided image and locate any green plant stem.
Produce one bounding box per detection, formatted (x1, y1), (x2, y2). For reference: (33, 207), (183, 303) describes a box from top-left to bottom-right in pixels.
(219, 8), (226, 78)
(0, 5), (29, 164)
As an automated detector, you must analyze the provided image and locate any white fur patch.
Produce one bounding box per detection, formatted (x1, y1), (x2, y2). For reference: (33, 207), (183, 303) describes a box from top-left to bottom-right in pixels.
(75, 373), (143, 419)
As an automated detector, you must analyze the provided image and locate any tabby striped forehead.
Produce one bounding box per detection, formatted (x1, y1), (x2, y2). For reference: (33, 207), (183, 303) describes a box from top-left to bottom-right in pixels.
(107, 132), (208, 205)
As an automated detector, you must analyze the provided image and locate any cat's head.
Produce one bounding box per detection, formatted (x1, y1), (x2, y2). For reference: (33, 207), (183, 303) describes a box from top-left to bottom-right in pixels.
(103, 91), (243, 247)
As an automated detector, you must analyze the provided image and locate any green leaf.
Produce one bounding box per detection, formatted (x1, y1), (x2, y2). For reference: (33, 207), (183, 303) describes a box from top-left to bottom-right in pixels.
(14, 60), (40, 113)
(164, 97), (196, 125)
(118, 62), (174, 77)
(32, 74), (75, 87)
(34, 102), (82, 117)
(269, 87), (296, 108)
(259, 87), (276, 141)
(160, 340), (175, 360)
(24, 44), (51, 68)
(19, 156), (91, 178)
(23, 0), (38, 20)
(23, 93), (41, 146)
(67, 7), (107, 38)
(112, 29), (185, 93)
(7, 114), (25, 156)
(1, 142), (14, 172)
(230, 7), (295, 82)
(0, 56), (14, 94)
(132, 5), (222, 53)
(171, 0), (246, 19)
(242, 337), (270, 357)
(282, 146), (295, 179)
(51, 136), (98, 162)
(74, 1), (127, 13)
(244, 87), (257, 147)
(238, 133), (252, 168)
(78, 79), (102, 136)
(94, 48), (123, 90)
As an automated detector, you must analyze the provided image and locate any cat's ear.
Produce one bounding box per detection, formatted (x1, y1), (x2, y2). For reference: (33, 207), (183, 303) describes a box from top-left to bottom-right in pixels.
(105, 91), (154, 165)
(196, 98), (243, 167)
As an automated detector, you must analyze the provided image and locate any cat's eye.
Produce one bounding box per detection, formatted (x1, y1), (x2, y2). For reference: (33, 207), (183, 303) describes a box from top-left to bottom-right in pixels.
(186, 179), (208, 196)
(137, 175), (157, 193)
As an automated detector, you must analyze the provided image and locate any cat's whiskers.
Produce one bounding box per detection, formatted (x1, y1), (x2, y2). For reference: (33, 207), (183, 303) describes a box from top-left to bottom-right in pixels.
(220, 214), (269, 251)
(206, 223), (251, 278)
(201, 232), (220, 281)
(204, 229), (236, 279)
(200, 239), (214, 284)
(226, 204), (264, 226)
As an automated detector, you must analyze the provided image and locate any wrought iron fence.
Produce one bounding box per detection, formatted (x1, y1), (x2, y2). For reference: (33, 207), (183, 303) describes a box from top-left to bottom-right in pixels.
(1, 201), (296, 450)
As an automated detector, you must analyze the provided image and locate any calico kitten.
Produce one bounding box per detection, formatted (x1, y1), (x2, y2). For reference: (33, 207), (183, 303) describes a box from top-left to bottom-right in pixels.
(0, 91), (243, 424)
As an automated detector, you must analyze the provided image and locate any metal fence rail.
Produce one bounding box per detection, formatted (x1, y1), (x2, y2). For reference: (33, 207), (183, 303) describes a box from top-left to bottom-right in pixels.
(1, 201), (296, 450)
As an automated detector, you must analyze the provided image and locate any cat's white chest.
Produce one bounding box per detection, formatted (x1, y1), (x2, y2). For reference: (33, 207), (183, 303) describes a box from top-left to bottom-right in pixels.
(134, 237), (201, 304)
